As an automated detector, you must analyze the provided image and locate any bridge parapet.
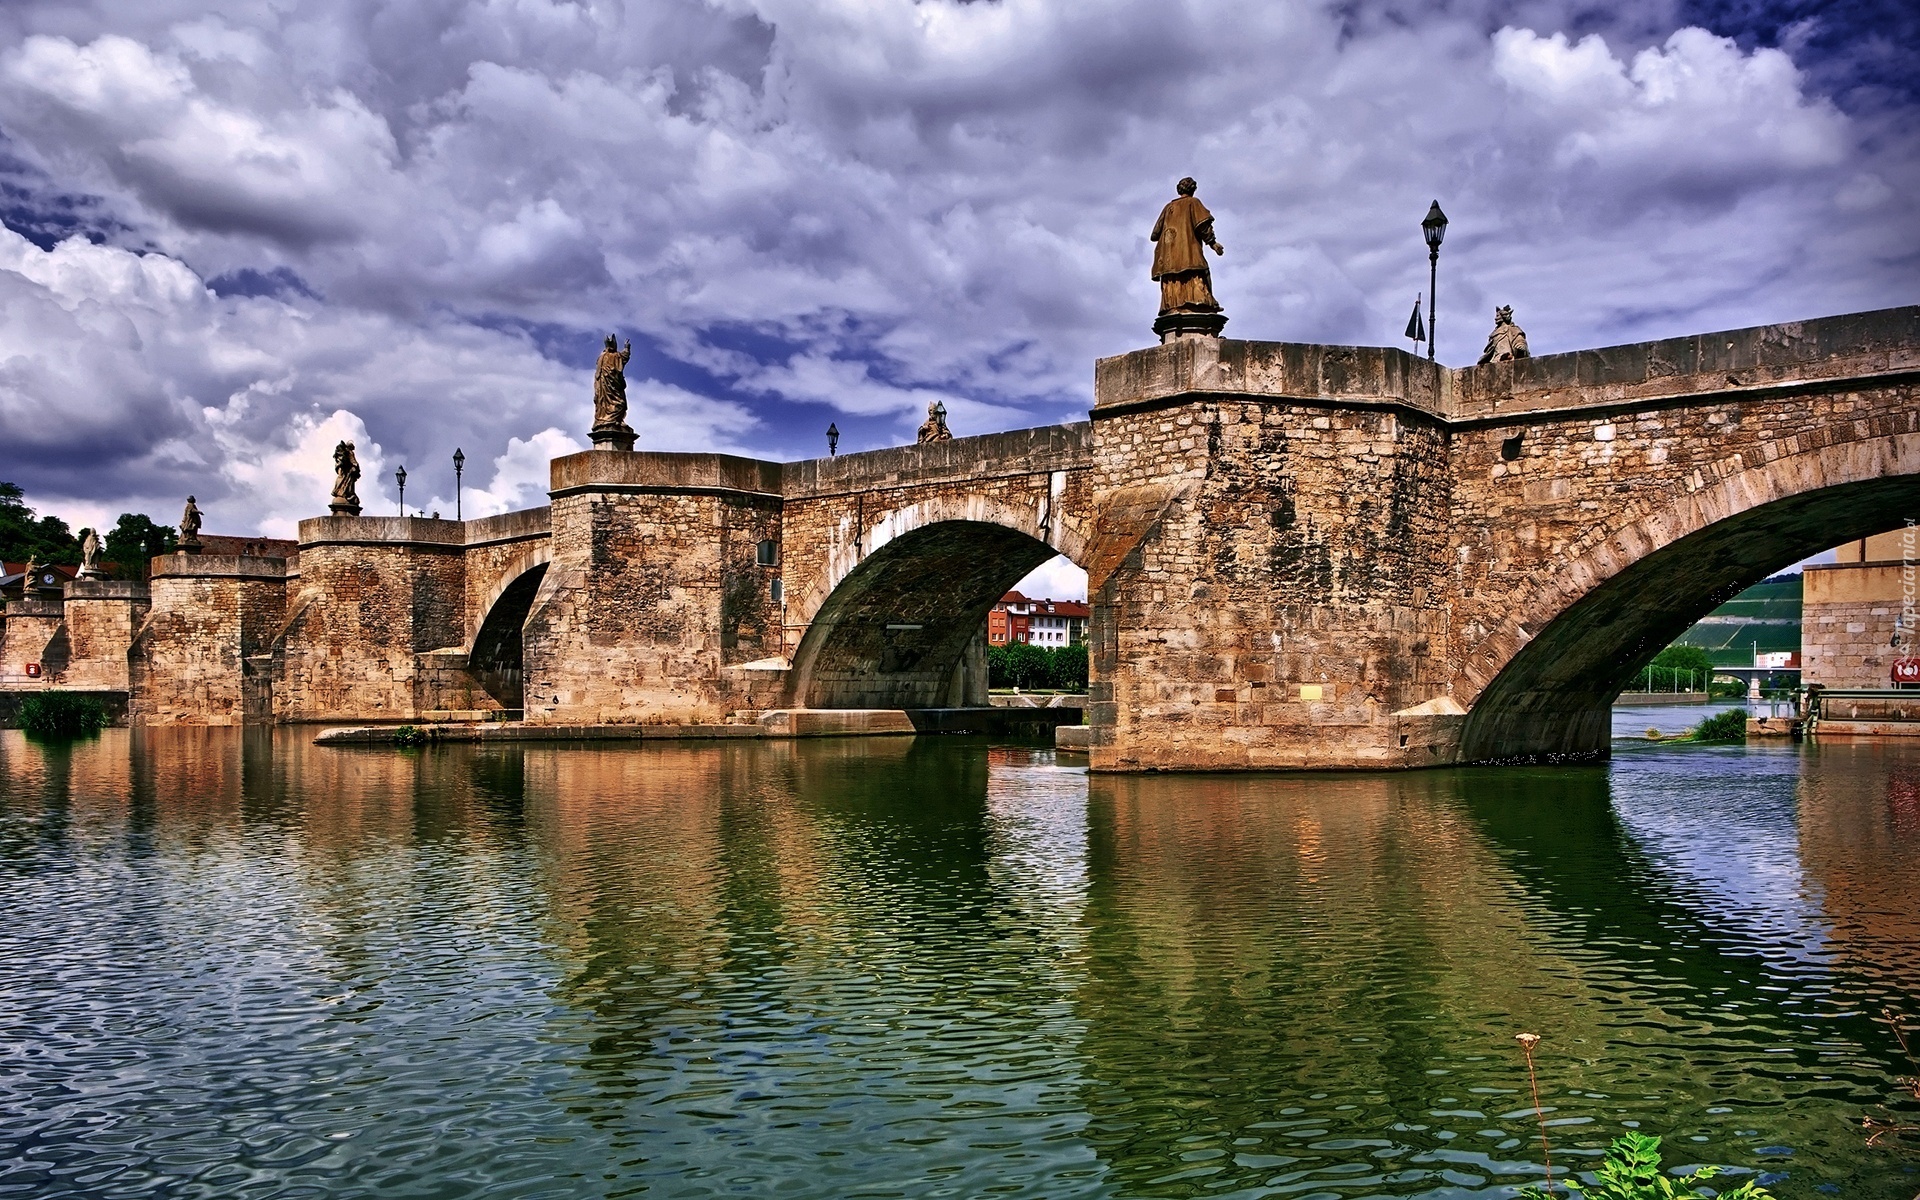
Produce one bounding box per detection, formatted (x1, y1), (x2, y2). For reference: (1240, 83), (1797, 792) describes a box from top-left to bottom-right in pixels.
(782, 423), (1091, 497)
(1452, 305), (1920, 421)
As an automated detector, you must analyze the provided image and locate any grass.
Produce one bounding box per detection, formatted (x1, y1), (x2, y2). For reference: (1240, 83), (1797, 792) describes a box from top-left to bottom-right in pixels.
(1688, 709), (1748, 742)
(17, 693), (110, 738)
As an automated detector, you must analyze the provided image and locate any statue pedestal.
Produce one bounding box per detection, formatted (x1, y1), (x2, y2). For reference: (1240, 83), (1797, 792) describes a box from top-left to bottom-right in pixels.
(591, 422), (637, 453)
(1154, 311), (1228, 343)
(176, 538), (203, 555)
(328, 500), (361, 517)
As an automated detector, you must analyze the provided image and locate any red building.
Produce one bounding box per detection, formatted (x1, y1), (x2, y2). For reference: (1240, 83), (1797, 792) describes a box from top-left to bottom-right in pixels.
(988, 592), (1088, 647)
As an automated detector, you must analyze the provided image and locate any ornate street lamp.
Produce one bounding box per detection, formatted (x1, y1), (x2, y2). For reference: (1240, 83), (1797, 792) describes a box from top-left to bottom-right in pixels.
(826, 422), (839, 456)
(452, 448), (464, 521)
(1421, 200), (1449, 361)
(395, 464), (407, 517)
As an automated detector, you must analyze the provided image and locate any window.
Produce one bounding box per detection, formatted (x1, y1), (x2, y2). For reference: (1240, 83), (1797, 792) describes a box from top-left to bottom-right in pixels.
(756, 539), (779, 567)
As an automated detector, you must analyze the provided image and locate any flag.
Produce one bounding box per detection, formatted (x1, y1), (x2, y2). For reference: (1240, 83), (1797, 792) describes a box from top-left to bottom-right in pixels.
(1404, 297), (1426, 342)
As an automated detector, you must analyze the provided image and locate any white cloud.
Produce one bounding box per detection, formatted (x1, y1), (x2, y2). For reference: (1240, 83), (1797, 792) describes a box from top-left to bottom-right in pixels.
(0, 0), (1910, 535)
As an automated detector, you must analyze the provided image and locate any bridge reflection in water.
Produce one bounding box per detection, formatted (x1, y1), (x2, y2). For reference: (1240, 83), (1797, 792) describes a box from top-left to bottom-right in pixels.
(1, 730), (1915, 1196)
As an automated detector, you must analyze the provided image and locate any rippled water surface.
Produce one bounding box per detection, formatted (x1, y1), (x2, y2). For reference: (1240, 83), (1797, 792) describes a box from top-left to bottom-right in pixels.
(2, 730), (1917, 1198)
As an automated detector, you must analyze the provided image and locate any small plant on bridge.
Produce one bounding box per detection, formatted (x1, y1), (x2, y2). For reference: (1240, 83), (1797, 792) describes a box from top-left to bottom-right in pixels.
(392, 724), (431, 747)
(17, 693), (110, 738)
(1688, 709), (1747, 743)
(1519, 1131), (1773, 1200)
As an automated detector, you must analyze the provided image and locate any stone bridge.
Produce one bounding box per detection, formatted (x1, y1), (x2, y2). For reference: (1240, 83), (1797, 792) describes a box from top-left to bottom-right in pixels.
(22, 304), (1915, 770)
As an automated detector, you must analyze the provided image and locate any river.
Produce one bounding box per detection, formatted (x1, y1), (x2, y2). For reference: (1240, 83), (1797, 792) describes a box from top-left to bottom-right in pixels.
(1, 726), (1915, 1198)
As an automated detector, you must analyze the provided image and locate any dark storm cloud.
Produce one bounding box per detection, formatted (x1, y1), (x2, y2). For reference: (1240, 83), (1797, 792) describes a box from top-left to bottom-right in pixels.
(0, 0), (1910, 537)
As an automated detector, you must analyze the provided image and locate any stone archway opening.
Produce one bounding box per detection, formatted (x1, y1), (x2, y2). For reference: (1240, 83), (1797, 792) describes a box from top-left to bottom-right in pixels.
(470, 563), (548, 708)
(790, 519), (1076, 710)
(1458, 475), (1920, 763)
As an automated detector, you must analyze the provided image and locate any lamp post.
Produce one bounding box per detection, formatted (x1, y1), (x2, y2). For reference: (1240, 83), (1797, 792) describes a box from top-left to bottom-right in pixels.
(395, 464), (407, 517)
(1421, 200), (1448, 361)
(826, 423), (839, 456)
(452, 448), (464, 521)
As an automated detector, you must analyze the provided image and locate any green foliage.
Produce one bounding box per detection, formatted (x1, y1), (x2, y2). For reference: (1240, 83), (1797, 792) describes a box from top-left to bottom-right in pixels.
(392, 725), (430, 747)
(1690, 709), (1748, 742)
(987, 641), (1087, 691)
(102, 513), (178, 580)
(1047, 643), (1088, 690)
(1628, 644), (1720, 693)
(17, 693), (111, 738)
(1651, 645), (1714, 675)
(0, 482), (80, 566)
(1519, 1132), (1771, 1200)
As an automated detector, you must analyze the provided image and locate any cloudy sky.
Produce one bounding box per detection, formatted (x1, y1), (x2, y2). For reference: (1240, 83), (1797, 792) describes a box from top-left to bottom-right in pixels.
(0, 0), (1913, 573)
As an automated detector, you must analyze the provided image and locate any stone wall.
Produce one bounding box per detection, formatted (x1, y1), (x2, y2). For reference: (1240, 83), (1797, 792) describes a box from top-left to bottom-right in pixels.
(523, 452), (785, 724)
(55, 581), (150, 691)
(129, 557), (287, 726)
(0, 600), (64, 688)
(1803, 562), (1912, 688)
(277, 518), (465, 722)
(1086, 305), (1920, 769)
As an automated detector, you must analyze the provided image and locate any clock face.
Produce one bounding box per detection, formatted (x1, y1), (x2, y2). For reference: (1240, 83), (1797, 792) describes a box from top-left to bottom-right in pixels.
(41, 573), (55, 585)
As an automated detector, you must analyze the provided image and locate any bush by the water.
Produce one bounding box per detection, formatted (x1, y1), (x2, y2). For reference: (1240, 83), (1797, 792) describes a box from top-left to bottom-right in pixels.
(392, 724), (430, 747)
(1521, 1130), (1771, 1199)
(1689, 708), (1747, 742)
(987, 642), (1087, 691)
(17, 693), (110, 738)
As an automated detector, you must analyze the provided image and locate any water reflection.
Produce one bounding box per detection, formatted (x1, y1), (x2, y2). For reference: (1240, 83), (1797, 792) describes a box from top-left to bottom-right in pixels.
(0, 731), (1915, 1197)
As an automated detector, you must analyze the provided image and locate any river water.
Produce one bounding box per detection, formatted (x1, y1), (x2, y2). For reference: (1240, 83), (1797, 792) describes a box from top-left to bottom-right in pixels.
(1, 727), (1916, 1199)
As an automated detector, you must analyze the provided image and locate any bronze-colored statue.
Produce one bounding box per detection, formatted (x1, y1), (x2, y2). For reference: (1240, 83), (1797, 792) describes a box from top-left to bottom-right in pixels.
(78, 527), (102, 578)
(178, 496), (203, 552)
(591, 334), (637, 451)
(916, 400), (953, 444)
(1478, 305), (1531, 364)
(1150, 177), (1226, 341)
(331, 441), (362, 516)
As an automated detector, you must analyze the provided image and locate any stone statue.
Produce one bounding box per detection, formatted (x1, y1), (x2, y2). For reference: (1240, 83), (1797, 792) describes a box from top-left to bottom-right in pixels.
(78, 527), (102, 579)
(178, 496), (203, 553)
(1478, 305), (1531, 365)
(591, 333), (636, 451)
(916, 400), (953, 444)
(331, 441), (362, 516)
(1150, 177), (1226, 342)
(19, 554), (37, 590)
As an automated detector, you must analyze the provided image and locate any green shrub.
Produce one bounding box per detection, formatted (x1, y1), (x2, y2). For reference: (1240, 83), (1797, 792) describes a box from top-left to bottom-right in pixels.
(392, 724), (429, 747)
(988, 642), (1088, 691)
(1521, 1130), (1771, 1199)
(17, 693), (111, 738)
(1690, 709), (1747, 742)
(1047, 643), (1088, 691)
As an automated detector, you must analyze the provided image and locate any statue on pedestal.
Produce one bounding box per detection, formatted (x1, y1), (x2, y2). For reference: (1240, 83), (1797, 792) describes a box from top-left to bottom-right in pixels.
(330, 441), (362, 516)
(1150, 177), (1227, 342)
(178, 496), (203, 553)
(591, 334), (637, 452)
(1478, 305), (1531, 364)
(78, 528), (102, 579)
(916, 400), (953, 444)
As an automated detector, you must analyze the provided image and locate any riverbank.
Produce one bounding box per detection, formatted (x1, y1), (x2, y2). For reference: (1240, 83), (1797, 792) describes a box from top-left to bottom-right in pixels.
(314, 705), (1083, 746)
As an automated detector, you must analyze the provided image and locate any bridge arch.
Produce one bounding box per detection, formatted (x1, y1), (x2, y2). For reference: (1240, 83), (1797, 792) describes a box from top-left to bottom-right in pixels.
(1458, 431), (1920, 762)
(467, 546), (552, 708)
(788, 494), (1088, 710)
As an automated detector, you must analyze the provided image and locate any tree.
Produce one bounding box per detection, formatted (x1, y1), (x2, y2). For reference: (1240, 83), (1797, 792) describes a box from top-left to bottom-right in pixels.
(1048, 643), (1088, 691)
(102, 514), (177, 580)
(0, 482), (80, 565)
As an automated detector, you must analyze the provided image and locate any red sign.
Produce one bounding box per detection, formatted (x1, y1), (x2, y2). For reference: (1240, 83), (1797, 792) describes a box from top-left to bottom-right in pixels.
(23, 663), (39, 678)
(1893, 658), (1920, 684)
